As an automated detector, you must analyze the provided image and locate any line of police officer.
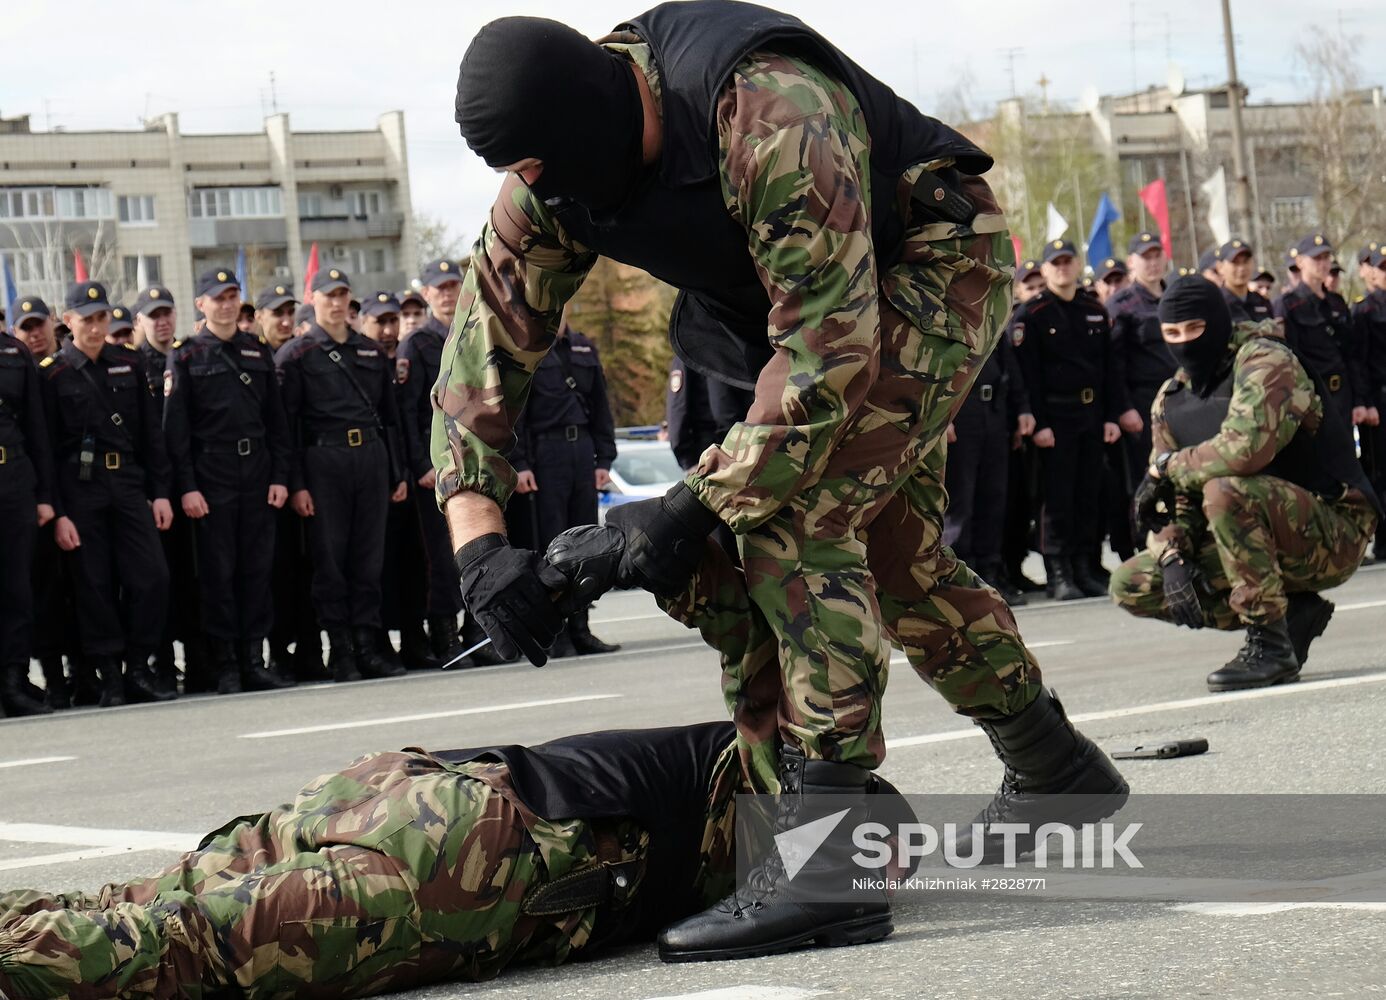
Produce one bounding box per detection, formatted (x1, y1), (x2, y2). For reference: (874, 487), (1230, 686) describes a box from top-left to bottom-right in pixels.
(1, 257), (622, 715)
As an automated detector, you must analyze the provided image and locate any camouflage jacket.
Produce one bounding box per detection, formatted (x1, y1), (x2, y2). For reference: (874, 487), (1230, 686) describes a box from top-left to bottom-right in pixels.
(1146, 319), (1320, 559)
(431, 42), (886, 532)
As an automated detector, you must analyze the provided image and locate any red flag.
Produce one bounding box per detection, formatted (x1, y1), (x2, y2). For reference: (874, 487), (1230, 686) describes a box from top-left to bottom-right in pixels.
(302, 242), (320, 300)
(1010, 235), (1024, 268)
(1138, 179), (1173, 259)
(73, 248), (88, 283)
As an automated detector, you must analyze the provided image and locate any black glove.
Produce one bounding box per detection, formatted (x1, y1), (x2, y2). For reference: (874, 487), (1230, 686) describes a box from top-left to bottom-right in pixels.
(1160, 554), (1204, 629)
(604, 481), (721, 598)
(1133, 471), (1175, 536)
(455, 533), (568, 666)
(543, 525), (626, 608)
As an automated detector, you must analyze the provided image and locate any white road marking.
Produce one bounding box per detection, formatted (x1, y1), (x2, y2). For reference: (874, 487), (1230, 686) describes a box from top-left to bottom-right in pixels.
(0, 756), (76, 770)
(1172, 901), (1386, 916)
(1338, 599), (1386, 612)
(0, 823), (199, 873)
(239, 693), (623, 739)
(590, 611), (669, 625)
(644, 989), (827, 1000)
(887, 670), (1386, 750)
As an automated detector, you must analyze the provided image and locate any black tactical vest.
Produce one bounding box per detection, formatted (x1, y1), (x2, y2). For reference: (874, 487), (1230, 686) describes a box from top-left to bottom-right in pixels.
(1161, 339), (1382, 518)
(548, 0), (991, 388)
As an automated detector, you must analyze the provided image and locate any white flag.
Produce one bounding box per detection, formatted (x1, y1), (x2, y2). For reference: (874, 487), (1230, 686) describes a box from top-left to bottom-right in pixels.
(1201, 167), (1231, 246)
(136, 254), (149, 290)
(1046, 202), (1069, 242)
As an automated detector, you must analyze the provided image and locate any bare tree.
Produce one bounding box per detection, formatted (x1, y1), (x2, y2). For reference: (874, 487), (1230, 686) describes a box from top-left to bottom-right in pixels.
(412, 212), (468, 270)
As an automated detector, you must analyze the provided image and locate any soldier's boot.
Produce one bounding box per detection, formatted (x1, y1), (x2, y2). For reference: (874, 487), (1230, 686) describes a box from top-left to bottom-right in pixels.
(460, 617), (515, 667)
(268, 639), (295, 681)
(327, 628), (361, 683)
(950, 688), (1130, 864)
(399, 620), (441, 670)
(181, 634), (216, 694)
(209, 639), (242, 695)
(1, 664), (53, 717)
(152, 642), (179, 697)
(1285, 593), (1335, 668)
(352, 627), (406, 679)
(239, 639), (294, 691)
(1206, 619), (1300, 692)
(95, 657), (125, 708)
(427, 614), (463, 660)
(978, 558), (1027, 607)
(39, 657), (70, 711)
(568, 607), (621, 655)
(1071, 557), (1109, 599)
(549, 629), (578, 659)
(658, 746), (891, 963)
(375, 629), (406, 672)
(126, 649), (177, 704)
(1043, 555), (1085, 601)
(72, 657), (102, 707)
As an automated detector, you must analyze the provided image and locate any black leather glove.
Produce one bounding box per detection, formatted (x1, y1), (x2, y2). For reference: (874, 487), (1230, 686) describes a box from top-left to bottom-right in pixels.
(543, 525), (626, 608)
(1160, 554), (1204, 629)
(455, 533), (568, 666)
(1133, 471), (1175, 536)
(604, 481), (721, 598)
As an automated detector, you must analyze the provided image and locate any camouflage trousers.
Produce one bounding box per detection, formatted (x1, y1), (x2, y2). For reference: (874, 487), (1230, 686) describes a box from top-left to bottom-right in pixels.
(0, 746), (741, 999)
(1110, 477), (1377, 628)
(663, 174), (1042, 790)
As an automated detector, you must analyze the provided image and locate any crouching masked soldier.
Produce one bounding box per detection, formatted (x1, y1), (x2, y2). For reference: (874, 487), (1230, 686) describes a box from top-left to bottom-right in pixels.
(1110, 276), (1381, 691)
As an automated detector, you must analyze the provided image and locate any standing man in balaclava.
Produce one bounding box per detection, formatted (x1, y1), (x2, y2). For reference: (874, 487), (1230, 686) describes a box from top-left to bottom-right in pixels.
(1111, 276), (1380, 689)
(440, 2), (1126, 960)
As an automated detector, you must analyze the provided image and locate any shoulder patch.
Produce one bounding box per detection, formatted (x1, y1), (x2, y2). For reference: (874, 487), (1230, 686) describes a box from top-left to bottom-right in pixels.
(1011, 323), (1025, 347)
(669, 369), (683, 393)
(124, 342), (137, 351)
(40, 355), (54, 367)
(395, 357), (410, 384)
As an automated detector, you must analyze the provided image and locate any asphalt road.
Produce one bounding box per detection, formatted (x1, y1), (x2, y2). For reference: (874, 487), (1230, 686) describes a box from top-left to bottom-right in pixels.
(3, 564), (1385, 999)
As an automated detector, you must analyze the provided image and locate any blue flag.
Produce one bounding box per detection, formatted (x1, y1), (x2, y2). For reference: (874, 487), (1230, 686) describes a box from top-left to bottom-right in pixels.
(1086, 192), (1121, 267)
(235, 246), (248, 292)
(1, 256), (16, 319)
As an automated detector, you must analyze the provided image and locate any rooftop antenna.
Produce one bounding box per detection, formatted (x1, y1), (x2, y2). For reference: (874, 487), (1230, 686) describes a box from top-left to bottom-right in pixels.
(1037, 73), (1051, 114)
(1001, 47), (1021, 98)
(269, 71), (280, 115)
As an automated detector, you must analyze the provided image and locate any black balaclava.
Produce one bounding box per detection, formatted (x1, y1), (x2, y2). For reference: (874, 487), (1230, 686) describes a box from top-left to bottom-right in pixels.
(1157, 275), (1234, 396)
(456, 17), (645, 215)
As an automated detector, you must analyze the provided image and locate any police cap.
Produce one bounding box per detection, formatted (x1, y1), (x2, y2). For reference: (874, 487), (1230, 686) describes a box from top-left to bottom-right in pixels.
(64, 281), (111, 317)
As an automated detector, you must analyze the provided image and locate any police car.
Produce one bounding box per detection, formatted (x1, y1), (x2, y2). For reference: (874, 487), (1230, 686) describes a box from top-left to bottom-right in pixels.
(599, 437), (684, 523)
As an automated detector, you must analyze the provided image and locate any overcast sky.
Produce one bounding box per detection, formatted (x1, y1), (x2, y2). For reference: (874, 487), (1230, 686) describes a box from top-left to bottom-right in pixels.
(6, 0), (1383, 262)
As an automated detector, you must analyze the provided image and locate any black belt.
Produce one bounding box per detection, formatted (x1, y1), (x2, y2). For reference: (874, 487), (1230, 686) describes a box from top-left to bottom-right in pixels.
(534, 424), (587, 442)
(311, 426), (380, 448)
(1045, 388), (1097, 405)
(198, 436), (263, 456)
(0, 442), (23, 465)
(68, 450), (135, 471)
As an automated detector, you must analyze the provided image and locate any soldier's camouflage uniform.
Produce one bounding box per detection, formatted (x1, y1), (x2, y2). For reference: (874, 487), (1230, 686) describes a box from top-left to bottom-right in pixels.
(0, 743), (741, 999)
(433, 42), (1040, 790)
(1110, 320), (1377, 628)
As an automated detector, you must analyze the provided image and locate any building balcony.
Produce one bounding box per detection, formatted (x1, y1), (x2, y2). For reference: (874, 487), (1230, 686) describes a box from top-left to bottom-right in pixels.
(298, 213), (403, 242)
(187, 217), (288, 250)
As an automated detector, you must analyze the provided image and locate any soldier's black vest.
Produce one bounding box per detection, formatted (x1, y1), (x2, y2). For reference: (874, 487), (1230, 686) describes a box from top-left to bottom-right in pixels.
(1162, 338), (1382, 518)
(548, 0), (991, 389)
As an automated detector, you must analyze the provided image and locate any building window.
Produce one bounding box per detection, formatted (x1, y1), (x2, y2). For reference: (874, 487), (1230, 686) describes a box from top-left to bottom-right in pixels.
(298, 193), (324, 218)
(349, 190), (382, 216)
(1269, 196), (1316, 228)
(118, 195), (156, 225)
(0, 249), (54, 283)
(189, 187), (282, 219)
(54, 187), (115, 220)
(0, 187), (56, 220)
(122, 255), (163, 287)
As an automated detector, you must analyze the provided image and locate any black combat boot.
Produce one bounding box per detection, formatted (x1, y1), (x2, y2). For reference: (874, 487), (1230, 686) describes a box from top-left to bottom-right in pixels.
(153, 642), (179, 698)
(1206, 619), (1300, 692)
(950, 688), (1129, 864)
(1, 665), (53, 717)
(268, 639), (295, 681)
(399, 620), (441, 670)
(375, 629), (406, 672)
(658, 746), (892, 963)
(95, 656), (125, 708)
(209, 639), (241, 695)
(568, 607), (621, 655)
(353, 627), (406, 679)
(1071, 556), (1108, 598)
(327, 628), (361, 683)
(126, 649), (177, 703)
(1284, 593), (1334, 667)
(239, 639), (294, 691)
(978, 559), (1026, 607)
(295, 631), (330, 682)
(549, 629), (578, 659)
(40, 657), (70, 710)
(72, 656), (102, 707)
(1043, 555), (1085, 601)
(427, 614), (463, 660)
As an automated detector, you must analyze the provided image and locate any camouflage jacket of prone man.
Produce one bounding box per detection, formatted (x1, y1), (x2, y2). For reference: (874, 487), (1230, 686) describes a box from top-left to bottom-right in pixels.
(1143, 319), (1375, 563)
(432, 32), (1005, 535)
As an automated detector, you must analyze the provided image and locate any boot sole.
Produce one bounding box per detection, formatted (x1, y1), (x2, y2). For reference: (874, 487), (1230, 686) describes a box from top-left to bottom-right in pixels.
(1206, 670), (1300, 693)
(659, 913), (894, 963)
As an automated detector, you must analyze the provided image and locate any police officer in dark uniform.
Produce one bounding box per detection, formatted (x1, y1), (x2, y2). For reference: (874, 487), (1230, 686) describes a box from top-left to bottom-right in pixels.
(359, 291), (438, 670)
(38, 281), (175, 707)
(665, 355), (755, 472)
(255, 285), (324, 681)
(1093, 257), (1129, 307)
(1108, 231), (1172, 487)
(1352, 246), (1386, 560)
(163, 269), (295, 695)
(1214, 239), (1273, 323)
(105, 305), (134, 346)
(1012, 240), (1128, 599)
(510, 320), (620, 656)
(1, 299), (57, 716)
(943, 315), (1029, 604)
(1274, 234), (1364, 433)
(396, 259), (468, 663)
(1001, 258), (1046, 594)
(275, 268), (408, 682)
